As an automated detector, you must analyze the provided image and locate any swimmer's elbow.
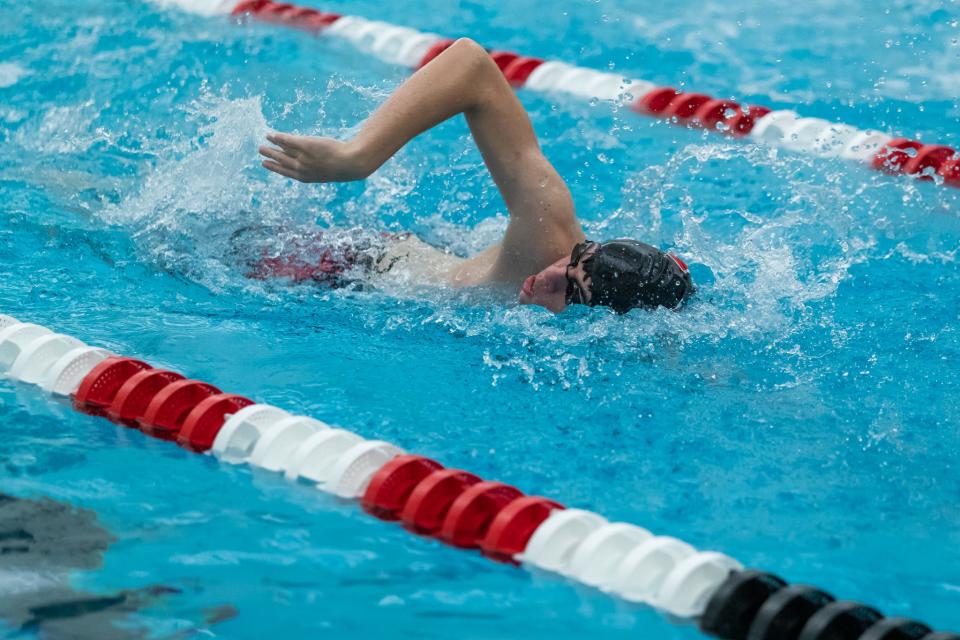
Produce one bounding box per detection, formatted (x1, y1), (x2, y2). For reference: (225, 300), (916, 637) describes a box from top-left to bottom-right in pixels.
(449, 38), (488, 63)
(448, 38), (501, 84)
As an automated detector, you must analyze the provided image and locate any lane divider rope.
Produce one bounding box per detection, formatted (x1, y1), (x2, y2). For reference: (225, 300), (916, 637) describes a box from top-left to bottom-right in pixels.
(160, 0), (960, 189)
(2, 313), (956, 639)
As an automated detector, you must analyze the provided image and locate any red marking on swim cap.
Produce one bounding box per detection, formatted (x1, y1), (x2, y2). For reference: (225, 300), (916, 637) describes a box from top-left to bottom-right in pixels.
(439, 481), (523, 548)
(107, 369), (185, 427)
(400, 469), (481, 534)
(480, 496), (564, 562)
(74, 357), (152, 414)
(178, 393), (254, 452)
(140, 380), (222, 440)
(669, 254), (689, 272)
(363, 455), (445, 520)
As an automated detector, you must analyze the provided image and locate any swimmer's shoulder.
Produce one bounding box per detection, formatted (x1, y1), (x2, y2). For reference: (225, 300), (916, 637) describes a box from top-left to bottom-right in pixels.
(376, 234), (468, 284)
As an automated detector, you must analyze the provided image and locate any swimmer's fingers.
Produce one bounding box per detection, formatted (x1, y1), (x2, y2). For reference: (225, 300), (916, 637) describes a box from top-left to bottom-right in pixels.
(266, 132), (305, 155)
(262, 159), (301, 180)
(259, 144), (297, 166)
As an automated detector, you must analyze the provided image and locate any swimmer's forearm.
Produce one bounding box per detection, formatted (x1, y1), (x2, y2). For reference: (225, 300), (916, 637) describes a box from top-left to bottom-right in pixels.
(261, 37), (575, 241)
(260, 39), (496, 182)
(349, 38), (508, 174)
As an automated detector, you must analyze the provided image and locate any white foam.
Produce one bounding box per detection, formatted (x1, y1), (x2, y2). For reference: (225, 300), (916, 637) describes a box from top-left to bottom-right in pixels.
(0, 62), (27, 88)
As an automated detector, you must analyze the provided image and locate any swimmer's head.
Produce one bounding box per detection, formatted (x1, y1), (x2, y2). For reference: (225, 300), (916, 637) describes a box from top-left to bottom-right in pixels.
(518, 239), (695, 314)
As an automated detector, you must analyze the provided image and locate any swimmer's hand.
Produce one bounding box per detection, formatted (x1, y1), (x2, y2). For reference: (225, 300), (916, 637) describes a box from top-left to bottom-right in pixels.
(259, 133), (370, 183)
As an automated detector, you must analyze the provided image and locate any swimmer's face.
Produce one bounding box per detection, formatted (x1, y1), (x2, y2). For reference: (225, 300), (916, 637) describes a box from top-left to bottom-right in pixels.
(519, 243), (596, 313)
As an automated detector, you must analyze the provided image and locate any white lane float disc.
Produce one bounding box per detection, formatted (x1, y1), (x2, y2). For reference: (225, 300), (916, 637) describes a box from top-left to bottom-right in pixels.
(153, 0), (237, 17)
(749, 110), (800, 145)
(8, 334), (85, 384)
(518, 508), (608, 573)
(525, 61), (573, 92)
(0, 314), (18, 331)
(812, 123), (860, 158)
(782, 117), (832, 153)
(654, 551), (743, 618)
(842, 131), (893, 162)
(0, 323), (54, 374)
(393, 32), (443, 68)
(606, 535), (696, 603)
(40, 347), (113, 396)
(324, 15), (366, 38)
(247, 415), (330, 472)
(564, 522), (653, 587)
(321, 440), (403, 499)
(283, 428), (364, 483)
(554, 68), (607, 99)
(211, 404), (290, 463)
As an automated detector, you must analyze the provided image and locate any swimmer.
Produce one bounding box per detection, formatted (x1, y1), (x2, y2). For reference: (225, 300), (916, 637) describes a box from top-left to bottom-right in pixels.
(259, 38), (693, 314)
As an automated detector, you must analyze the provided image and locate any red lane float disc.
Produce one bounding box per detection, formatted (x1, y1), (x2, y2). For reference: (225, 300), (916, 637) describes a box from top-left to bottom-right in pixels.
(632, 86), (678, 116)
(231, 0), (270, 15)
(299, 11), (340, 30)
(872, 138), (924, 173)
(362, 455), (444, 520)
(480, 496), (564, 561)
(439, 481), (523, 549)
(73, 357), (152, 413)
(177, 393), (254, 452)
(903, 145), (956, 180)
(418, 39), (455, 69)
(728, 105), (771, 136)
(139, 379), (221, 440)
(941, 158), (960, 187)
(693, 99), (740, 131)
(107, 369), (185, 426)
(258, 0), (292, 15)
(260, 4), (310, 26)
(401, 469), (481, 534)
(502, 56), (543, 87)
(665, 92), (712, 121)
(489, 51), (519, 72)
(231, 0), (338, 31)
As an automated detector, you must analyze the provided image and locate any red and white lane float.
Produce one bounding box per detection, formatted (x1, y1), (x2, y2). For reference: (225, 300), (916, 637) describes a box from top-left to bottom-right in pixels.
(155, 0), (960, 189)
(2, 313), (956, 640)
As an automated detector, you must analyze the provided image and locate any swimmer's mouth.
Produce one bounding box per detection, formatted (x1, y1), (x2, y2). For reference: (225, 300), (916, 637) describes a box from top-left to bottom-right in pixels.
(521, 275), (535, 298)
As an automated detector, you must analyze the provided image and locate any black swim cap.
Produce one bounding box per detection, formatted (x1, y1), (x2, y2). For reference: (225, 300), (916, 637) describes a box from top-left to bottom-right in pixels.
(580, 239), (694, 313)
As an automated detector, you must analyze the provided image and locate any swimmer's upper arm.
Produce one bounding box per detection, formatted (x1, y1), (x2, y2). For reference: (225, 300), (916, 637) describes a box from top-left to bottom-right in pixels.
(457, 41), (578, 233)
(347, 38), (578, 232)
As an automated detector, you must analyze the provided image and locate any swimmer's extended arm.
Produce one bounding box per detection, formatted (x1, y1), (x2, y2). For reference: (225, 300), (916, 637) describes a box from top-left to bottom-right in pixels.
(260, 38), (581, 264)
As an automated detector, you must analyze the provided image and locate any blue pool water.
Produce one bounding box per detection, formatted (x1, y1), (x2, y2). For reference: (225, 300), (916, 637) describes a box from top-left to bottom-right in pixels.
(2, 0), (960, 637)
